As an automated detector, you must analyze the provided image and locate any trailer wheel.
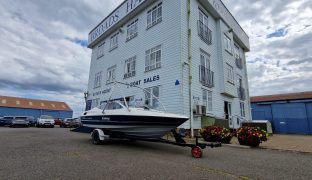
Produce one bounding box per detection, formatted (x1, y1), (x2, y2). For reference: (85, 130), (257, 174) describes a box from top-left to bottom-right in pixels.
(92, 130), (102, 145)
(191, 146), (202, 158)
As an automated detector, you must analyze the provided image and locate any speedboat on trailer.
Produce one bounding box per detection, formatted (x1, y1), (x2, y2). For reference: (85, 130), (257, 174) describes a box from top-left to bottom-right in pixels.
(77, 81), (188, 140)
(80, 101), (188, 140)
(73, 81), (221, 158)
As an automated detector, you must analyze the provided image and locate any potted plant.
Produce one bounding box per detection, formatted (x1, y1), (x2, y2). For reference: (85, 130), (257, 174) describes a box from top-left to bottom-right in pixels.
(236, 126), (268, 147)
(200, 126), (233, 144)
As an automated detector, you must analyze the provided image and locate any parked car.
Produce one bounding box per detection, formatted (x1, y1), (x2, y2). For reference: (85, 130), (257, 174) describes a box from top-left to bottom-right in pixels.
(61, 118), (80, 128)
(54, 118), (62, 126)
(71, 117), (81, 128)
(0, 116), (14, 126)
(10, 116), (30, 127)
(60, 118), (74, 128)
(36, 115), (55, 128)
(15, 116), (35, 127)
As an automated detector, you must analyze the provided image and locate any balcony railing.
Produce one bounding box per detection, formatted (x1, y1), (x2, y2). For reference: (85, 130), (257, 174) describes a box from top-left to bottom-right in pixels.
(197, 20), (212, 45)
(199, 65), (214, 88)
(237, 86), (246, 100)
(235, 57), (243, 69)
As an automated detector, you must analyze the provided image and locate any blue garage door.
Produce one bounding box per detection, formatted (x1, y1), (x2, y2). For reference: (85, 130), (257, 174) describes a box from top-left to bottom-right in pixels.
(272, 103), (309, 134)
(41, 110), (60, 119)
(306, 103), (312, 134)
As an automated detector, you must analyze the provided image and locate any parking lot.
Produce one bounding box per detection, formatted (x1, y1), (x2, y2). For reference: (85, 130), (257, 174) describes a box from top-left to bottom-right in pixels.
(1, 127), (312, 180)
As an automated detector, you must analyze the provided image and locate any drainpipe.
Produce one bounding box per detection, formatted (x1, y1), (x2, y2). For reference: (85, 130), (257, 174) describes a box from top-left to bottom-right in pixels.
(187, 0), (194, 138)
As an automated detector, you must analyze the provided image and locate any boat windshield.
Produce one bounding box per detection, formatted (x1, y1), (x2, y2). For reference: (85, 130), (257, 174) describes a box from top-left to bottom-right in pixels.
(100, 101), (126, 110)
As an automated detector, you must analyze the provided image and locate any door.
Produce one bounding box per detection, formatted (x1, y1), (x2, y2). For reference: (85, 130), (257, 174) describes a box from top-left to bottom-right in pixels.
(305, 103), (312, 134)
(224, 101), (233, 128)
(272, 103), (309, 134)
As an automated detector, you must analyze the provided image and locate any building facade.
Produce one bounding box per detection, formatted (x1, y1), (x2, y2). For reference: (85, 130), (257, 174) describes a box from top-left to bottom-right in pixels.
(85, 0), (251, 132)
(0, 96), (73, 120)
(251, 92), (312, 135)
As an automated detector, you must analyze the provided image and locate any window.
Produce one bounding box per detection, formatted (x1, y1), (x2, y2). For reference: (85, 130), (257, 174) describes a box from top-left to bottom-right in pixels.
(199, 50), (214, 87)
(224, 35), (232, 53)
(198, 9), (212, 45)
(97, 42), (105, 58)
(240, 102), (245, 117)
(91, 98), (100, 109)
(234, 44), (243, 69)
(124, 56), (136, 78)
(234, 44), (240, 59)
(106, 66), (116, 84)
(147, 3), (162, 29)
(237, 75), (243, 87)
(145, 45), (161, 72)
(94, 72), (102, 88)
(203, 89), (213, 113)
(127, 19), (138, 41)
(110, 33), (119, 50)
(200, 50), (210, 69)
(145, 86), (159, 108)
(226, 63), (234, 84)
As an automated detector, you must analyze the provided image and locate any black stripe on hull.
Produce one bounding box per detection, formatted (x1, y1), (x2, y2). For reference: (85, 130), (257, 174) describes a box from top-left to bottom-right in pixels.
(81, 115), (187, 126)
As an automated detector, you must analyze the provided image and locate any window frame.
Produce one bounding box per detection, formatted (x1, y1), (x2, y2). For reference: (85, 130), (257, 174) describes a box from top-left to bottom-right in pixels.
(224, 34), (232, 53)
(124, 56), (136, 79)
(127, 19), (138, 41)
(240, 102), (245, 117)
(106, 65), (116, 84)
(110, 33), (119, 51)
(147, 3), (162, 29)
(144, 86), (160, 108)
(202, 89), (213, 113)
(97, 42), (105, 59)
(145, 45), (161, 72)
(94, 72), (102, 88)
(226, 63), (234, 84)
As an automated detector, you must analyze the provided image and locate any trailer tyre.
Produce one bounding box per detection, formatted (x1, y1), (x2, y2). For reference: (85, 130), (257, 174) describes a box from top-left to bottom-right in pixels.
(191, 146), (202, 158)
(92, 130), (102, 145)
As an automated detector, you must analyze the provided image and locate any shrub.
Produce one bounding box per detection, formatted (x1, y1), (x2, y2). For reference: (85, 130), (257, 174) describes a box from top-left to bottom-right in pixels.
(200, 126), (232, 144)
(236, 126), (268, 147)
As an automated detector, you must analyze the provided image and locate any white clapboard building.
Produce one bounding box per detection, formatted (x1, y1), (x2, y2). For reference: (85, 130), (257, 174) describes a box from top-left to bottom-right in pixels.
(85, 0), (251, 134)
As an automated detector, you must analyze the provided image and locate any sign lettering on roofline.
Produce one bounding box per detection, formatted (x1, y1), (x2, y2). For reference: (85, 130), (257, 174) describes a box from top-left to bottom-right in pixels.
(88, 0), (147, 46)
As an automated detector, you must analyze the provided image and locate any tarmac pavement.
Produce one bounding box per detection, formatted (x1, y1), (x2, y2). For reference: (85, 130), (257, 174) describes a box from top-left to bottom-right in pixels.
(1, 127), (312, 180)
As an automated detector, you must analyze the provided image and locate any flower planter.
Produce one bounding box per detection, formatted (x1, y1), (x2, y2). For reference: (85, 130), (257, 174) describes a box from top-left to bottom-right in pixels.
(236, 126), (268, 147)
(201, 126), (233, 144)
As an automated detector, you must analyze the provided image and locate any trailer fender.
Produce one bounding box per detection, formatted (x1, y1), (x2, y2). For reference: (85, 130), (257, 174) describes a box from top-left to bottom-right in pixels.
(91, 129), (109, 141)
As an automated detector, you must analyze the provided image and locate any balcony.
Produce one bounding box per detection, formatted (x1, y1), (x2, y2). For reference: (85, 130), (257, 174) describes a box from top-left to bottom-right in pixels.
(197, 20), (212, 45)
(199, 65), (214, 88)
(235, 57), (243, 69)
(237, 87), (246, 101)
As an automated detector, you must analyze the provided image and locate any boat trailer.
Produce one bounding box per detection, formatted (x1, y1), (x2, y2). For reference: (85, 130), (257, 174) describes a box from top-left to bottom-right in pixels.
(139, 130), (222, 158)
(73, 127), (221, 158)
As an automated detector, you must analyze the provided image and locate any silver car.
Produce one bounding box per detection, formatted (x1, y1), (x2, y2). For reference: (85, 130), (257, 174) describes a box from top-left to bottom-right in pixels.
(10, 116), (30, 127)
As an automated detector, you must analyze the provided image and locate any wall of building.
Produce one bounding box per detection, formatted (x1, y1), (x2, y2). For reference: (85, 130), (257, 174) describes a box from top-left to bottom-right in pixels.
(252, 100), (312, 134)
(179, 0), (250, 129)
(87, 0), (184, 114)
(0, 107), (73, 120)
(86, 0), (251, 130)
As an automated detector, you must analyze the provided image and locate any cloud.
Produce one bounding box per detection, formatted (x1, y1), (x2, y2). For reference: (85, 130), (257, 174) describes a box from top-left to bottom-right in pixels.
(223, 0), (312, 96)
(0, 0), (123, 116)
(287, 57), (312, 65)
(0, 0), (311, 116)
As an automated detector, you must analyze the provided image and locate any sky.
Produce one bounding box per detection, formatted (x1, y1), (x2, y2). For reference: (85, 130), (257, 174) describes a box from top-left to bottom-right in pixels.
(0, 0), (311, 117)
